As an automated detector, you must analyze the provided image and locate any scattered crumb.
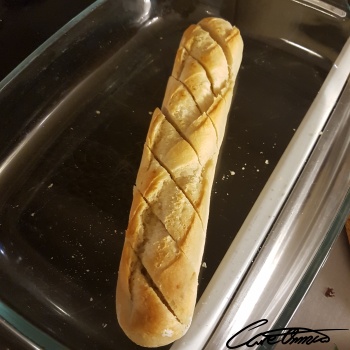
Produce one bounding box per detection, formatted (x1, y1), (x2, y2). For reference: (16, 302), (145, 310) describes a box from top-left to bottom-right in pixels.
(265, 160), (269, 165)
(102, 323), (108, 328)
(148, 111), (152, 115)
(47, 183), (53, 189)
(325, 287), (335, 298)
(222, 170), (236, 180)
(159, 36), (163, 40)
(90, 297), (93, 302)
(95, 110), (101, 115)
(202, 262), (207, 268)
(31, 212), (35, 217)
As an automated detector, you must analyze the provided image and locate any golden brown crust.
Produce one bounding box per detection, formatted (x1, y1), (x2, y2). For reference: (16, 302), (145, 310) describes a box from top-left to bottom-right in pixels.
(116, 17), (243, 347)
(162, 77), (217, 164)
(135, 146), (205, 271)
(198, 17), (243, 79)
(179, 24), (229, 95)
(173, 50), (214, 113)
(145, 108), (211, 238)
(116, 243), (188, 347)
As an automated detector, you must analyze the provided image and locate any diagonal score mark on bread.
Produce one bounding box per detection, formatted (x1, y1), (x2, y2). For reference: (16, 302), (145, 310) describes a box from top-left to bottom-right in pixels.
(198, 17), (243, 82)
(146, 108), (215, 225)
(146, 145), (204, 227)
(170, 58), (220, 149)
(178, 24), (229, 96)
(162, 26), (229, 163)
(118, 242), (194, 346)
(162, 76), (217, 165)
(161, 77), (206, 165)
(198, 18), (244, 143)
(135, 145), (206, 271)
(127, 243), (181, 323)
(124, 189), (199, 325)
(173, 51), (214, 114)
(134, 183), (204, 273)
(173, 20), (243, 147)
(116, 17), (243, 347)
(172, 75), (220, 148)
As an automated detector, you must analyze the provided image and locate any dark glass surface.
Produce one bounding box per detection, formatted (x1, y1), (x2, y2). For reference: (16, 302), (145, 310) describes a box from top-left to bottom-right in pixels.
(0, 0), (96, 81)
(0, 0), (349, 349)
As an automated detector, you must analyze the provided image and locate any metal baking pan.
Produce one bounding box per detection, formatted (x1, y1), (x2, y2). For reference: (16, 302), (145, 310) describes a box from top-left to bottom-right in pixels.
(0, 0), (349, 349)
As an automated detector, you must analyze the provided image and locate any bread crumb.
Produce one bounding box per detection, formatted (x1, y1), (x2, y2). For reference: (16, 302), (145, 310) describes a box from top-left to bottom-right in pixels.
(222, 170), (236, 180)
(325, 287), (335, 297)
(95, 110), (101, 115)
(202, 262), (207, 268)
(162, 329), (173, 337)
(48, 183), (53, 188)
(265, 160), (269, 165)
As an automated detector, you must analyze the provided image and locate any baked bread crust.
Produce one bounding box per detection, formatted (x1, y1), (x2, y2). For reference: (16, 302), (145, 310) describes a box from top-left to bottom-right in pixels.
(116, 17), (243, 347)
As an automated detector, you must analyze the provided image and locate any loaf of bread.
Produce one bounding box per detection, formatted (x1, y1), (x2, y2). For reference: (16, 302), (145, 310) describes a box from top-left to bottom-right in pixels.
(116, 17), (243, 347)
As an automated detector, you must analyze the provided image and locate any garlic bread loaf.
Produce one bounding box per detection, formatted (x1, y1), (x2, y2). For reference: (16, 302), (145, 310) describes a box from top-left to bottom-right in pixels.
(116, 17), (243, 348)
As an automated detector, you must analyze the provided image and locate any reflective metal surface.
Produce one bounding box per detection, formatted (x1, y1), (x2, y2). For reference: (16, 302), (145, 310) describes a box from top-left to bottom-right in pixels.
(205, 75), (350, 350)
(294, 0), (348, 17)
